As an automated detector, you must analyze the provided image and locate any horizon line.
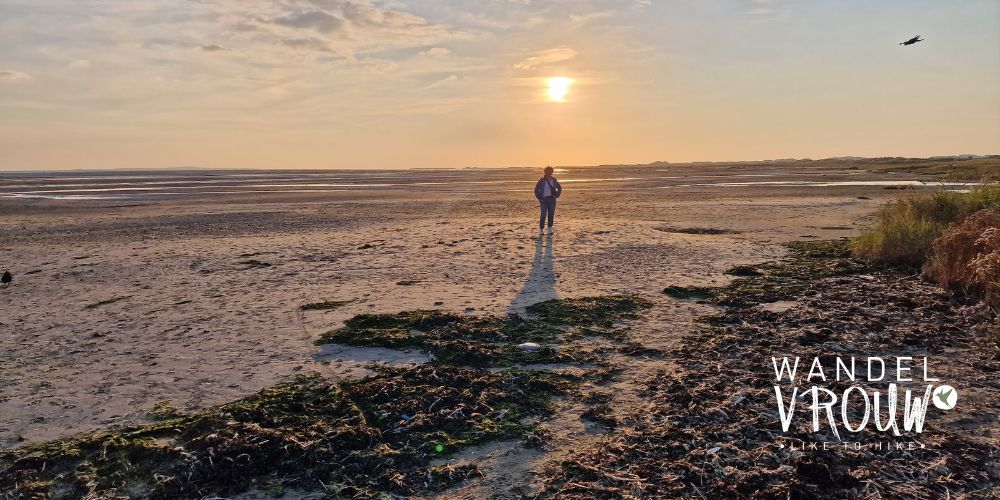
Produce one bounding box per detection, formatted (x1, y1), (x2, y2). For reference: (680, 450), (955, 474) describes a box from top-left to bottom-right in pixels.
(2, 153), (998, 174)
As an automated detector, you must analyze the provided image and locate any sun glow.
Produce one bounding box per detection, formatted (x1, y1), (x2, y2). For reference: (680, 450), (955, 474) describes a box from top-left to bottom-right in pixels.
(546, 77), (572, 102)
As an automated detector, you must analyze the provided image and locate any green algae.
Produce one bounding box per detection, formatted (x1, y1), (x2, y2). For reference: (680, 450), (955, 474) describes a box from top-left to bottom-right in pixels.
(663, 241), (864, 305)
(4, 296), (654, 498)
(316, 295), (652, 367)
(709, 239), (870, 308)
(1, 367), (572, 499)
(146, 400), (186, 421)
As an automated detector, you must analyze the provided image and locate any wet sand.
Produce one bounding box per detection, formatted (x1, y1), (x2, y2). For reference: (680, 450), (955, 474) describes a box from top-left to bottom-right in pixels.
(0, 161), (940, 451)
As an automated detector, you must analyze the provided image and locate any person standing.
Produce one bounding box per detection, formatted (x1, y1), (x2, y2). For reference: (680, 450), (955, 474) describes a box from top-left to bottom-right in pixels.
(534, 166), (562, 234)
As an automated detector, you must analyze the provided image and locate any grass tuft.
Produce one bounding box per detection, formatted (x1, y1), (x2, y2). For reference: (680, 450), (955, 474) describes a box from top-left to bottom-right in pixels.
(923, 210), (1000, 313)
(851, 187), (1000, 269)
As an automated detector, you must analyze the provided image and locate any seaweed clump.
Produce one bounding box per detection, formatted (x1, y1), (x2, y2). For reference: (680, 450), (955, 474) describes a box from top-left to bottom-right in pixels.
(540, 240), (999, 499)
(663, 285), (715, 300)
(709, 239), (868, 308)
(316, 295), (652, 367)
(300, 299), (353, 311)
(1, 366), (573, 499)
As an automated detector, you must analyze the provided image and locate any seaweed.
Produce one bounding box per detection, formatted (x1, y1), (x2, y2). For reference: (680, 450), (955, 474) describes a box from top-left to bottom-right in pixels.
(539, 240), (999, 499)
(316, 295), (652, 367)
(663, 285), (715, 300)
(239, 259), (272, 268)
(300, 299), (353, 311)
(653, 227), (739, 235)
(708, 239), (870, 308)
(724, 265), (762, 277)
(1, 367), (572, 499)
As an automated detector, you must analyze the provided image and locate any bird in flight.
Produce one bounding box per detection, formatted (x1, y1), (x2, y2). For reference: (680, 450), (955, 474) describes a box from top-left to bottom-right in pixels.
(936, 387), (953, 405)
(900, 35), (923, 46)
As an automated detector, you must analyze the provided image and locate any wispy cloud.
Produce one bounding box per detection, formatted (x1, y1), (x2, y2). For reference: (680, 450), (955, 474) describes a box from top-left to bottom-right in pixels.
(277, 37), (334, 53)
(512, 47), (578, 70)
(270, 10), (344, 33)
(746, 0), (791, 22)
(421, 47), (452, 58)
(0, 70), (31, 81)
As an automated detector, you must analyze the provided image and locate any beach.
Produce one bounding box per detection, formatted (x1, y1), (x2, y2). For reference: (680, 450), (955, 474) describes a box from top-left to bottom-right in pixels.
(2, 160), (997, 498)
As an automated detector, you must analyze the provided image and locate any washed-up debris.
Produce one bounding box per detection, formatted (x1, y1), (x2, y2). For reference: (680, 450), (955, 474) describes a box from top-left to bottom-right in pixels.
(519, 342), (542, 351)
(724, 265), (763, 277)
(238, 259), (272, 269)
(1, 366), (575, 498)
(663, 285), (715, 300)
(540, 240), (999, 499)
(317, 295), (652, 367)
(654, 226), (739, 235)
(299, 299), (353, 311)
(83, 296), (131, 309)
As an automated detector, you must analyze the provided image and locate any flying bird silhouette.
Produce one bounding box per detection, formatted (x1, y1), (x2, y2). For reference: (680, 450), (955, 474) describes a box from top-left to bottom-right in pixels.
(936, 388), (953, 405)
(900, 35), (923, 46)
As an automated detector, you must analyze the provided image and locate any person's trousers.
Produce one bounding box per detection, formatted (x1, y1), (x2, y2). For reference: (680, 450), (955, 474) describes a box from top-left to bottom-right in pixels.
(539, 197), (556, 229)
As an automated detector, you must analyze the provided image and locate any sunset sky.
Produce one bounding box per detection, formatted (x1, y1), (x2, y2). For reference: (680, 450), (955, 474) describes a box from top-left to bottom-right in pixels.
(1, 0), (998, 170)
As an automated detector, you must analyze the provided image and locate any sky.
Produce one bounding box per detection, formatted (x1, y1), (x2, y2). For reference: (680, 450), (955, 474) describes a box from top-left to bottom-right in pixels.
(1, 0), (998, 170)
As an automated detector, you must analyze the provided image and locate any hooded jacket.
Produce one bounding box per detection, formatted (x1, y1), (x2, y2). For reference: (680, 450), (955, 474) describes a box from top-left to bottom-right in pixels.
(534, 177), (562, 200)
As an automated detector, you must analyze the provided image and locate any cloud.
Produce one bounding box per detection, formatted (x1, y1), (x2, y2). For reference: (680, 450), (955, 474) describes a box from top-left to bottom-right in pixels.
(360, 59), (399, 73)
(271, 10), (344, 33)
(279, 37), (334, 53)
(746, 0), (790, 21)
(67, 59), (91, 69)
(421, 47), (451, 57)
(0, 70), (30, 81)
(199, 44), (229, 52)
(512, 47), (577, 70)
(340, 2), (425, 29)
(569, 11), (613, 23)
(243, 2), (471, 55)
(422, 74), (463, 90)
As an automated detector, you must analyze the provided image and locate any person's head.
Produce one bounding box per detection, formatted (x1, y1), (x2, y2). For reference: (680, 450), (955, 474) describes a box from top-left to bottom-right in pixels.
(543, 166), (554, 177)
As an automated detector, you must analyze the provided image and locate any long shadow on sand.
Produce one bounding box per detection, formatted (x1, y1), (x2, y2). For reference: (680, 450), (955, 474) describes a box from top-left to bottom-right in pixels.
(508, 233), (557, 316)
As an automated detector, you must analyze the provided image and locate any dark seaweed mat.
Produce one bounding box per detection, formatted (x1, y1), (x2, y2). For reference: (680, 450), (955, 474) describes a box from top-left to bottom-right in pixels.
(1, 366), (575, 499)
(317, 295), (653, 367)
(541, 240), (1000, 499)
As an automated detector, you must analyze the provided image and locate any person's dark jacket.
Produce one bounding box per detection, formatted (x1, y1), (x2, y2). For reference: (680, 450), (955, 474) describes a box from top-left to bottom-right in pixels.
(534, 177), (562, 201)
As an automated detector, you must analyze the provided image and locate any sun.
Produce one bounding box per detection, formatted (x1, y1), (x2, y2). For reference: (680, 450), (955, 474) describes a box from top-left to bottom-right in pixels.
(546, 77), (572, 102)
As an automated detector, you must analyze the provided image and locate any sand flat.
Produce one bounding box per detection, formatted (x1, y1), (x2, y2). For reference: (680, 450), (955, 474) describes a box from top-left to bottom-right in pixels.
(0, 162), (913, 448)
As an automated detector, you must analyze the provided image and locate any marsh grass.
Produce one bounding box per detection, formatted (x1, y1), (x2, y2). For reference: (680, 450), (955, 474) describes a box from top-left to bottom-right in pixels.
(923, 210), (1000, 324)
(869, 158), (1000, 181)
(851, 187), (1000, 268)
